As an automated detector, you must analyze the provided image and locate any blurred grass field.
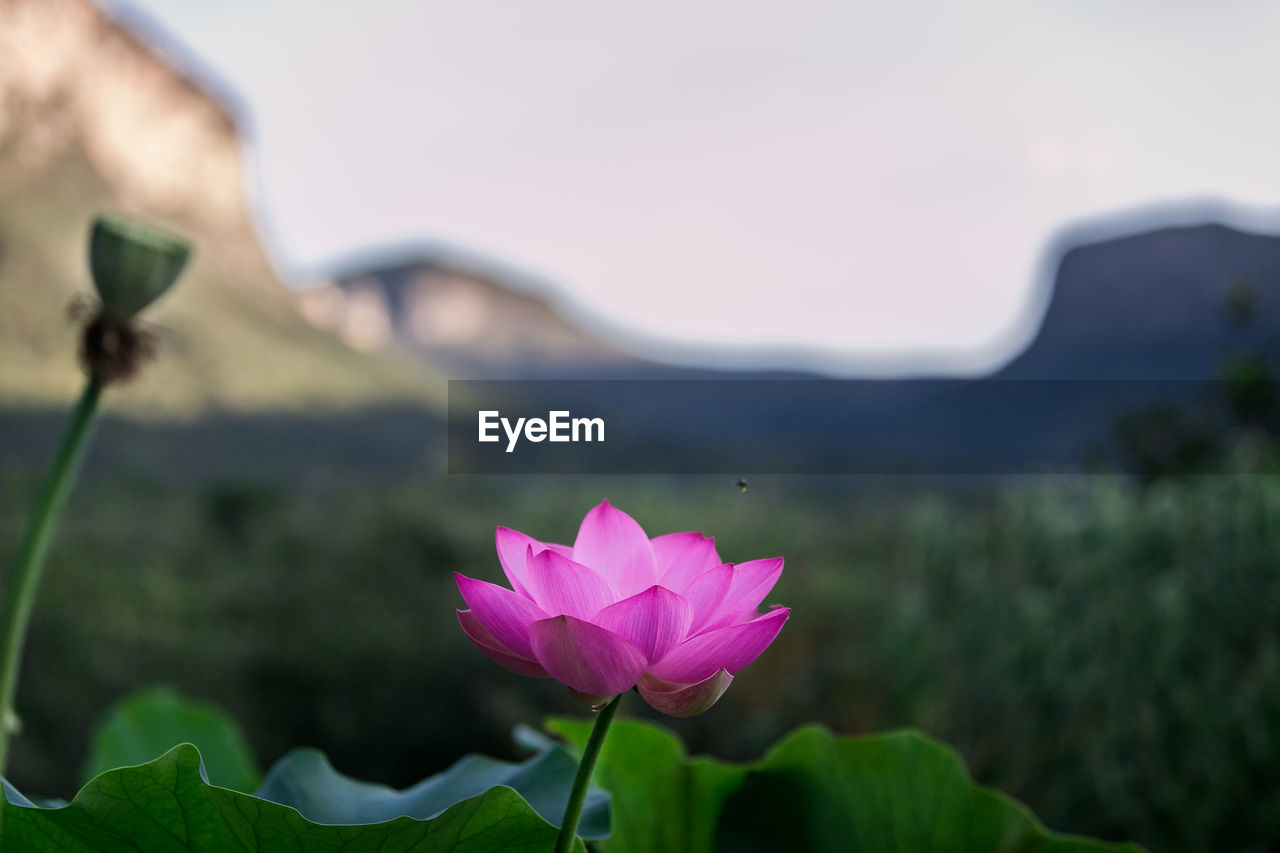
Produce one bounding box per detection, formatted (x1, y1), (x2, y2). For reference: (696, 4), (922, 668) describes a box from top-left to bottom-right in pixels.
(1, 467), (1277, 852)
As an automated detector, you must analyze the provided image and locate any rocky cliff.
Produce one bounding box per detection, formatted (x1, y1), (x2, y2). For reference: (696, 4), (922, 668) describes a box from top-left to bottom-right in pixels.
(0, 0), (252, 249)
(0, 0), (433, 413)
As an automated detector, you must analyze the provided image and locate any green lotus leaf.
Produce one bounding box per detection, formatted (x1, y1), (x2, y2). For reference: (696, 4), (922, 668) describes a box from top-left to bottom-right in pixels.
(548, 718), (1144, 853)
(82, 686), (260, 793)
(255, 741), (609, 840)
(1, 744), (585, 852)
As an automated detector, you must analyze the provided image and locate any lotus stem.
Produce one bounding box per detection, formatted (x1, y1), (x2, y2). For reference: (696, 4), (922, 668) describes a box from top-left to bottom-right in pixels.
(555, 694), (620, 853)
(0, 373), (103, 773)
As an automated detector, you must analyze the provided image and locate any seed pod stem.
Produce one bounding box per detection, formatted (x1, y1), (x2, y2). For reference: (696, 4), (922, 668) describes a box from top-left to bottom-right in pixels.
(0, 374), (103, 772)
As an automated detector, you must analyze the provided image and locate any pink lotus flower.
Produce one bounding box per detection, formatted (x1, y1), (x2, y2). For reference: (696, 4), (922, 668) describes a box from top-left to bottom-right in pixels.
(455, 500), (790, 717)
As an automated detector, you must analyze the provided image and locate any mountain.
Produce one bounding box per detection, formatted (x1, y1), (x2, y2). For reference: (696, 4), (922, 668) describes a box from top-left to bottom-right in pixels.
(4, 0), (1277, 480)
(308, 221), (1280, 384)
(298, 249), (647, 377)
(445, 219), (1280, 477)
(0, 0), (434, 415)
(998, 223), (1280, 379)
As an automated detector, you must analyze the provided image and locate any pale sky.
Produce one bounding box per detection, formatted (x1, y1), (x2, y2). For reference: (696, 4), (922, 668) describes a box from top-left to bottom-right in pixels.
(113, 0), (1280, 374)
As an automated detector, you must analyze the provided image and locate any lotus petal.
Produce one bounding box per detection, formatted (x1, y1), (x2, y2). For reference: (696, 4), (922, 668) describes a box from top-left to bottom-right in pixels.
(649, 607), (790, 684)
(529, 615), (648, 697)
(592, 585), (692, 663)
(703, 557), (785, 632)
(651, 532), (721, 592)
(455, 573), (547, 659)
(679, 563), (734, 634)
(457, 610), (549, 677)
(572, 500), (657, 596)
(495, 528), (575, 595)
(637, 669), (734, 717)
(494, 527), (537, 595)
(522, 547), (621, 619)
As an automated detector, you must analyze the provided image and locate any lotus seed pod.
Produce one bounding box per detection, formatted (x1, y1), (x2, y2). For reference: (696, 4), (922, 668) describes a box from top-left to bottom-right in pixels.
(88, 215), (191, 320)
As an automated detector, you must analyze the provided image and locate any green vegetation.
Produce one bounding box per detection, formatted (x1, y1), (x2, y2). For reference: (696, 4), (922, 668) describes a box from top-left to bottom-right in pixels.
(82, 686), (260, 792)
(885, 477), (1280, 853)
(1, 743), (586, 853)
(550, 718), (1141, 852)
(3, 706), (1134, 853)
(0, 471), (1275, 851)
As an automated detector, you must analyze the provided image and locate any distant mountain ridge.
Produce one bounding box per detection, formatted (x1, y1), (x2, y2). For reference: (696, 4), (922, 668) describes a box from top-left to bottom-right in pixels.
(309, 220), (1280, 383)
(999, 223), (1280, 380)
(5, 0), (1280, 482)
(432, 218), (1280, 477)
(299, 248), (648, 377)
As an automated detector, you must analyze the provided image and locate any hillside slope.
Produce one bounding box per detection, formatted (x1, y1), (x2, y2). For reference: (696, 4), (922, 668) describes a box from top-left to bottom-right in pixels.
(0, 157), (437, 416)
(0, 0), (436, 416)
